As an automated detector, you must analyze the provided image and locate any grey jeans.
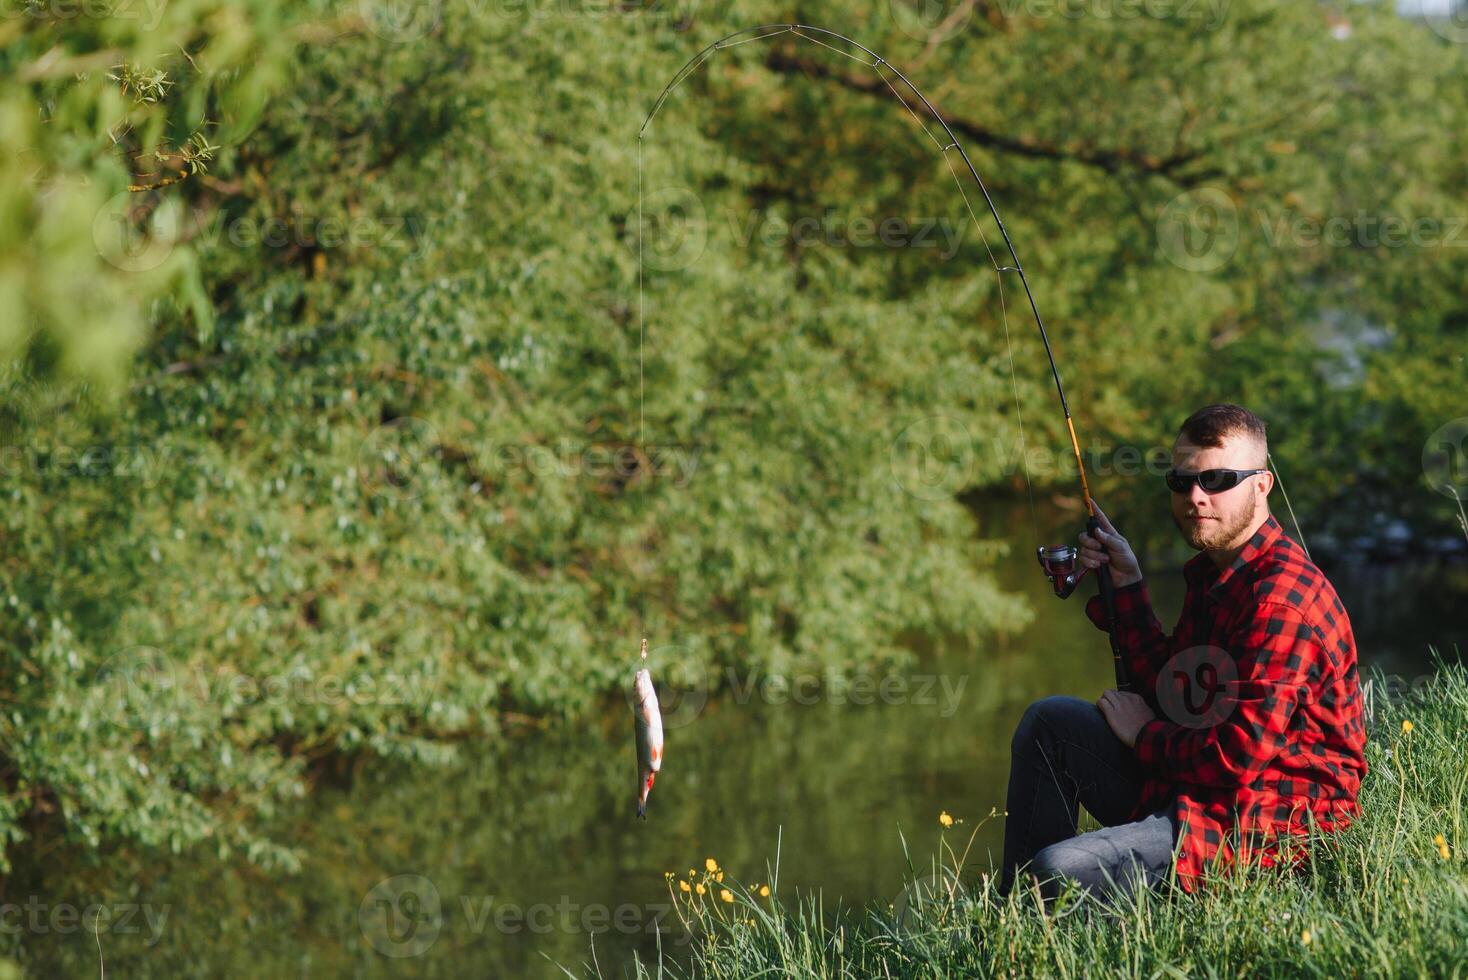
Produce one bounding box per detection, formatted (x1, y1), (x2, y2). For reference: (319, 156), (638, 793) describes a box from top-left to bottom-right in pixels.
(999, 695), (1178, 902)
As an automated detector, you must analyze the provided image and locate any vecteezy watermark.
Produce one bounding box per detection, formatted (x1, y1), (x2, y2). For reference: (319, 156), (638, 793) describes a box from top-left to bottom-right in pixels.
(357, 875), (679, 958)
(994, 0), (1229, 27)
(358, 0), (698, 41)
(1157, 187), (1468, 272)
(1155, 187), (1241, 273)
(887, 0), (1229, 40)
(92, 645), (441, 733)
(637, 189), (968, 273)
(93, 191), (429, 274)
(485, 441), (702, 489)
(636, 184), (708, 274)
(724, 669), (970, 717)
(890, 870), (969, 936)
(1409, 0), (1468, 45)
(888, 416), (1179, 501)
(1361, 673), (1439, 728)
(889, 415), (977, 502)
(359, 417), (442, 501)
(0, 898), (169, 947)
(622, 644), (710, 732)
(357, 0), (443, 41)
(0, 443), (188, 486)
(92, 192), (184, 274)
(0, 0), (170, 31)
(623, 657), (968, 728)
(728, 208), (965, 260)
(1423, 417), (1468, 502)
(1155, 645), (1239, 729)
(887, 0), (978, 40)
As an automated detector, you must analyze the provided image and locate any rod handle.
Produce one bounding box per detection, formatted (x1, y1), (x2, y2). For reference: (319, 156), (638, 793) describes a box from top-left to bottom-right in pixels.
(1087, 516), (1131, 693)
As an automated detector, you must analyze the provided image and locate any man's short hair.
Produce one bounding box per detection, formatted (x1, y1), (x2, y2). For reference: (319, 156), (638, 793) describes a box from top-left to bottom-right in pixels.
(1178, 403), (1268, 460)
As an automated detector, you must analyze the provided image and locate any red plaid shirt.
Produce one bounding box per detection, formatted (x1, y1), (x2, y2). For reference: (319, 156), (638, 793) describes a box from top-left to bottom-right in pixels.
(1085, 514), (1368, 890)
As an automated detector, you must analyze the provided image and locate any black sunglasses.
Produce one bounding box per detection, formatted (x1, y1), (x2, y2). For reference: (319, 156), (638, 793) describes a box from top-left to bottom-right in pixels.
(1165, 468), (1267, 494)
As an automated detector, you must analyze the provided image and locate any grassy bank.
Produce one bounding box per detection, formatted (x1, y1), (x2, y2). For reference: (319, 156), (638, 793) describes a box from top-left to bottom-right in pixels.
(634, 654), (1468, 978)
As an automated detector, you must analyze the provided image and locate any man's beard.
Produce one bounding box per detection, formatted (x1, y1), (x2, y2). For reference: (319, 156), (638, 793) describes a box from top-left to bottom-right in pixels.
(1175, 492), (1258, 552)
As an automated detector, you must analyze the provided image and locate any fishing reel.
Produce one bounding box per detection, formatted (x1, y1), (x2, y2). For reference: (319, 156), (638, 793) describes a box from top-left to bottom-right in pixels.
(1036, 519), (1132, 692)
(1036, 543), (1090, 599)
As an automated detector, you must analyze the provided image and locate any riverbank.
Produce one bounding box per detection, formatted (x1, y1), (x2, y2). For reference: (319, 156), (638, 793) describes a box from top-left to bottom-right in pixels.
(637, 652), (1468, 978)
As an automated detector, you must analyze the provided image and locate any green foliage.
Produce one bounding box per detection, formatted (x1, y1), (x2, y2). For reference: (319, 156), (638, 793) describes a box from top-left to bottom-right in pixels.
(0, 0), (314, 384)
(2, 0), (1464, 875)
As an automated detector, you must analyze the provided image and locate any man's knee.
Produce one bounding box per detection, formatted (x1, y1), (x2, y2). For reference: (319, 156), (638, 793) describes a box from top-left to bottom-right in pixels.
(1031, 839), (1083, 882)
(1011, 695), (1089, 755)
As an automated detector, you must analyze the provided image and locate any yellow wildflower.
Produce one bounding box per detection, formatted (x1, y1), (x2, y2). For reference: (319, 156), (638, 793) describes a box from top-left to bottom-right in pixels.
(688, 868), (696, 878)
(716, 871), (724, 882)
(1301, 930), (1311, 946)
(1402, 720), (1414, 734)
(939, 811), (954, 828)
(1435, 833), (1452, 860)
(695, 883), (706, 895)
(759, 885), (771, 897)
(720, 889), (733, 903)
(705, 857), (719, 873)
(679, 880), (691, 893)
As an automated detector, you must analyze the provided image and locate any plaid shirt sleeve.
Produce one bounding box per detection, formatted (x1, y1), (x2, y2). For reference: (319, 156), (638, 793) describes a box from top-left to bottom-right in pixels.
(1133, 599), (1318, 786)
(1086, 580), (1170, 693)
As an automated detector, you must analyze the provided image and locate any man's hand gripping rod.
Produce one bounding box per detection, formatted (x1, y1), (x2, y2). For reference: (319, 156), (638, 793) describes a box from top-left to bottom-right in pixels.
(1034, 416), (1131, 693)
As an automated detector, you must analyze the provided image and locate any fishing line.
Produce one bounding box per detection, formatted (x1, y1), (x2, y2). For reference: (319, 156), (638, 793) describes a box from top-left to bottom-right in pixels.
(939, 143), (1041, 543)
(634, 24), (1069, 548)
(1268, 449), (1311, 560)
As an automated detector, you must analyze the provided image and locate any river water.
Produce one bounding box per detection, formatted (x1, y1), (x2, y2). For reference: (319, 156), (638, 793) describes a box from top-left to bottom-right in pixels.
(6, 502), (1464, 977)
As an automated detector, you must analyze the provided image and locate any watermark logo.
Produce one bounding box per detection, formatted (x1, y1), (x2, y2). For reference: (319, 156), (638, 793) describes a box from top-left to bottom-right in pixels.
(1155, 645), (1238, 729)
(92, 191), (181, 273)
(1423, 417), (1468, 501)
(725, 669), (969, 717)
(891, 870), (968, 935)
(93, 645), (184, 731)
(1412, 0), (1468, 44)
(729, 208), (964, 259)
(357, 877), (676, 955)
(888, 0), (973, 40)
(889, 415), (976, 501)
(623, 644), (710, 732)
(638, 185), (708, 273)
(993, 0), (1231, 28)
(358, 0), (443, 40)
(359, 874), (443, 958)
(0, 898), (169, 946)
(92, 646), (441, 730)
(1156, 187), (1239, 273)
(359, 417), (441, 501)
(486, 441), (702, 488)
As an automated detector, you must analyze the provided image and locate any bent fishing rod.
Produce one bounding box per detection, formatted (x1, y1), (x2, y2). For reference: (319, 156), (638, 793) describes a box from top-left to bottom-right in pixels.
(637, 24), (1131, 692)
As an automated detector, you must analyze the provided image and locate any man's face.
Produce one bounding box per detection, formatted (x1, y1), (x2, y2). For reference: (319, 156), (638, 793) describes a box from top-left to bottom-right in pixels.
(1169, 433), (1273, 552)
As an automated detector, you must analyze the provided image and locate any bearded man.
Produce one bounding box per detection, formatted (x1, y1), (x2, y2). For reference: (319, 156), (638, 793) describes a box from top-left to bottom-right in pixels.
(999, 403), (1367, 899)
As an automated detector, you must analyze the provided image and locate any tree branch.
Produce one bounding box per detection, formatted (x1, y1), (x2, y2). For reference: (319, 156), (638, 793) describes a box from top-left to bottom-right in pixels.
(764, 49), (1220, 187)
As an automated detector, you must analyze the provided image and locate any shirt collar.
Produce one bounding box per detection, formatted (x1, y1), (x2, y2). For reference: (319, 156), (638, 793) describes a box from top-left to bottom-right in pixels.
(1184, 514), (1284, 600)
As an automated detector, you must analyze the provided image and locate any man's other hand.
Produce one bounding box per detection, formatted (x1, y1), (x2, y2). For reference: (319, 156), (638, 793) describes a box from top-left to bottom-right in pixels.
(1097, 688), (1156, 748)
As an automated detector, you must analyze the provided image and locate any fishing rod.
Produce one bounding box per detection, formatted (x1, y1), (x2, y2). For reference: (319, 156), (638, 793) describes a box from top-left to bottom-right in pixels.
(637, 24), (1130, 692)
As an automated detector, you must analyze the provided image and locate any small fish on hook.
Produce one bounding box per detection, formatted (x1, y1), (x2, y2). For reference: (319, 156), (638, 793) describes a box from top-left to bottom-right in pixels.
(632, 638), (664, 820)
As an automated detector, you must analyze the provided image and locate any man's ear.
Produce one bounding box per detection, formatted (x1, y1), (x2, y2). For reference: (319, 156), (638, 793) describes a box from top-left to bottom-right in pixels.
(1258, 469), (1275, 497)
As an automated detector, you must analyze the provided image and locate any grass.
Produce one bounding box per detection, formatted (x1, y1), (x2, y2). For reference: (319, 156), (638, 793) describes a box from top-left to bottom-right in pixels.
(624, 652), (1468, 978)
